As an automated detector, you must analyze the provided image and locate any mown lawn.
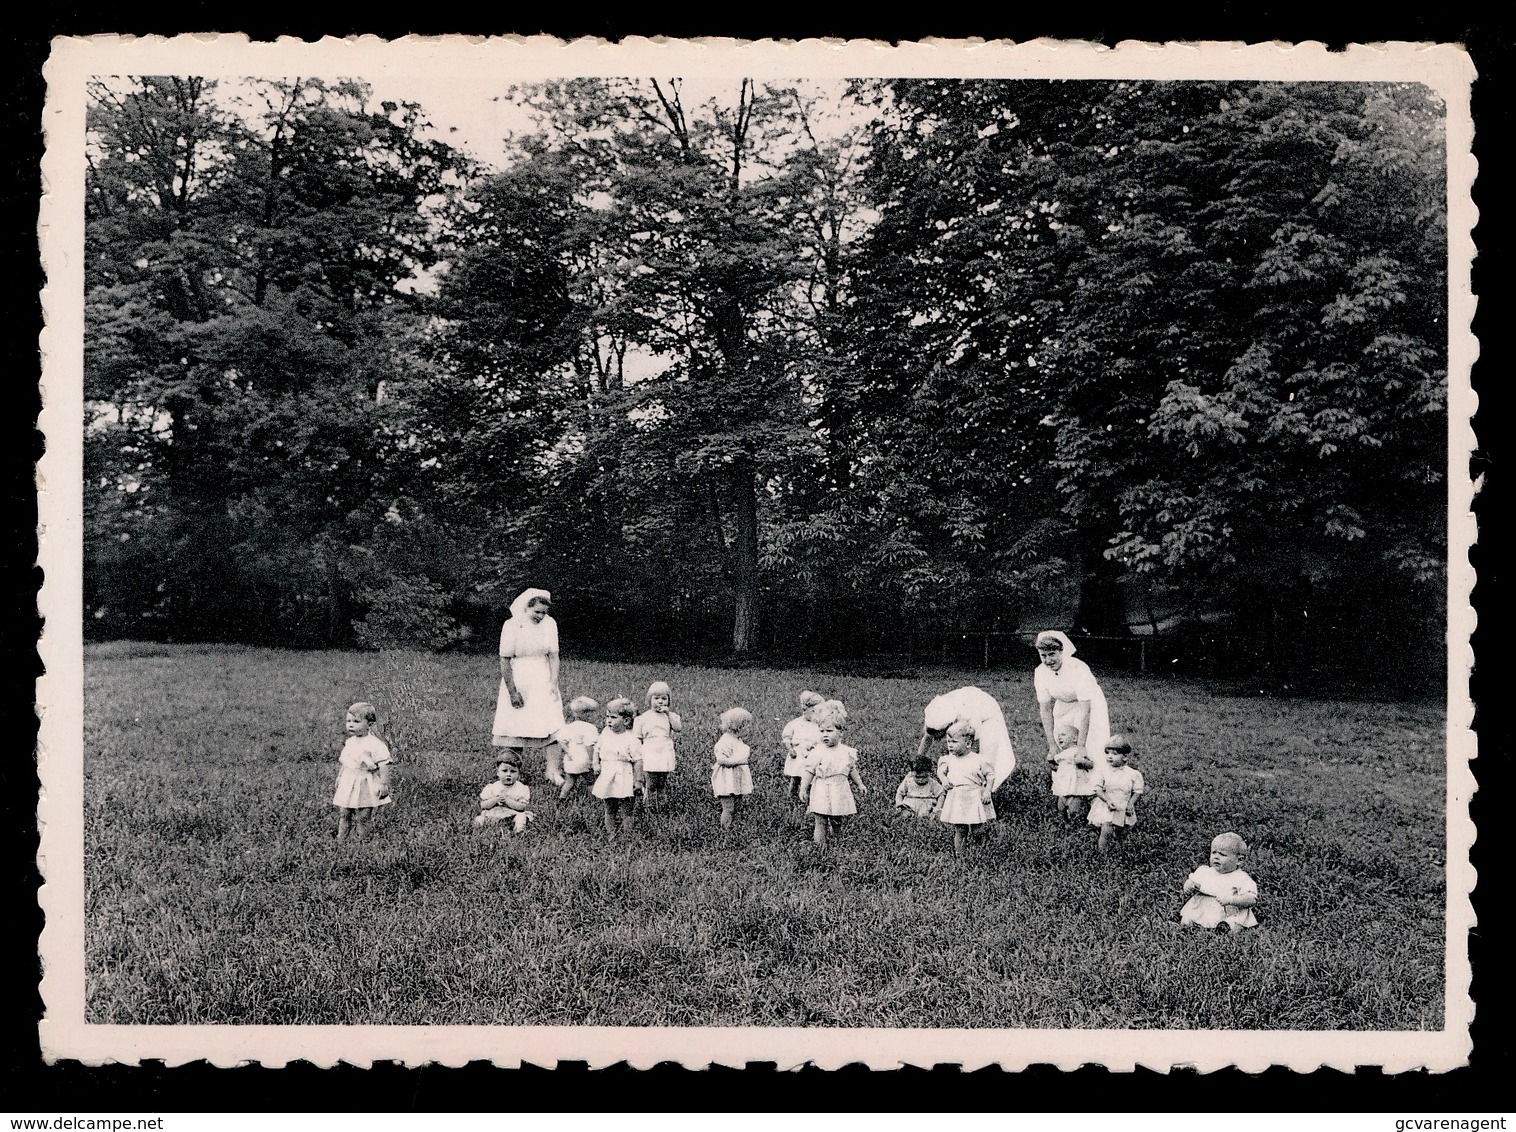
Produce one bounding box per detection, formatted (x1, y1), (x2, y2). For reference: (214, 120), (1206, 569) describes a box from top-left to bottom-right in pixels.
(81, 642), (1447, 1029)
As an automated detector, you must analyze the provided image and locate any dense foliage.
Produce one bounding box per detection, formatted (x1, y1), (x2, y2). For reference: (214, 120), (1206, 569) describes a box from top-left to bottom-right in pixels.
(83, 77), (1449, 685)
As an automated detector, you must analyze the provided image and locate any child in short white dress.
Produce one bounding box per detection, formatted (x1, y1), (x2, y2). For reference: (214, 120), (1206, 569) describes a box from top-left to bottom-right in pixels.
(1181, 831), (1259, 932)
(894, 755), (946, 819)
(554, 696), (600, 801)
(1088, 733), (1144, 851)
(332, 701), (392, 842)
(798, 700), (866, 847)
(591, 697), (644, 838)
(1047, 722), (1096, 821)
(711, 706), (755, 828)
(635, 681), (683, 810)
(936, 721), (996, 857)
(781, 690), (824, 802)
(473, 752), (534, 833)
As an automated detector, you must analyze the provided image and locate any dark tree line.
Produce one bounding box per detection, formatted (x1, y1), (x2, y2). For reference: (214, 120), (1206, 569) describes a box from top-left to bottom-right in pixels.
(83, 76), (1448, 687)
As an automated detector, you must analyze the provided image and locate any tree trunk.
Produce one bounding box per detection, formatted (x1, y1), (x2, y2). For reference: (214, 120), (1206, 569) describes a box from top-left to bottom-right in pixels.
(730, 458), (760, 655)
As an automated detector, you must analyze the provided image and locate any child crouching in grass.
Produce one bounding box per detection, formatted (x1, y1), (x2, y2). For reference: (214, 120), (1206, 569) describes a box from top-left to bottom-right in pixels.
(1180, 832), (1259, 933)
(333, 701), (392, 842)
(936, 720), (995, 857)
(798, 699), (865, 848)
(894, 755), (945, 819)
(473, 751), (534, 833)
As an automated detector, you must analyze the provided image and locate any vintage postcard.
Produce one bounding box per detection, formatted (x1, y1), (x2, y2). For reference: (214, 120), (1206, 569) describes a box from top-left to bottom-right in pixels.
(38, 34), (1476, 1070)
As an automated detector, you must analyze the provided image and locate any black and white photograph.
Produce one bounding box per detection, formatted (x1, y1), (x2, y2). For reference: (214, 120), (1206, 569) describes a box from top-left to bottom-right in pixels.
(35, 35), (1476, 1070)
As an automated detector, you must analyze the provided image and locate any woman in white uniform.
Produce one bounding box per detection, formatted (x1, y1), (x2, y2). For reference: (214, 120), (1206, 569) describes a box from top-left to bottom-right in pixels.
(1033, 629), (1111, 764)
(915, 686), (1016, 792)
(492, 588), (567, 775)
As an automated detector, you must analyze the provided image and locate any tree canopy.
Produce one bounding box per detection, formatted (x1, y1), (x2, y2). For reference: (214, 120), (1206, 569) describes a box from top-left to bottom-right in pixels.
(83, 76), (1449, 686)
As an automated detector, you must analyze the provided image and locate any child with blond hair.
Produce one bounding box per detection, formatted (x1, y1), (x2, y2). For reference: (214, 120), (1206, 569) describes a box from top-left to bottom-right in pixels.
(798, 699), (866, 847)
(781, 690), (824, 802)
(711, 706), (756, 828)
(554, 695), (600, 801)
(1180, 832), (1259, 932)
(635, 681), (683, 810)
(936, 720), (996, 856)
(1047, 721), (1096, 821)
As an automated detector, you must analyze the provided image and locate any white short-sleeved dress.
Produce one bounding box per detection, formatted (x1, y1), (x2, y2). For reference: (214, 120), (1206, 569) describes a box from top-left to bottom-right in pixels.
(591, 728), (642, 799)
(1180, 866), (1259, 929)
(936, 753), (997, 825)
(554, 719), (600, 776)
(1088, 763), (1144, 827)
(1049, 743), (1097, 797)
(332, 734), (393, 809)
(492, 614), (566, 747)
(1034, 657), (1111, 759)
(782, 716), (821, 778)
(636, 709), (682, 774)
(710, 733), (754, 797)
(803, 745), (859, 817)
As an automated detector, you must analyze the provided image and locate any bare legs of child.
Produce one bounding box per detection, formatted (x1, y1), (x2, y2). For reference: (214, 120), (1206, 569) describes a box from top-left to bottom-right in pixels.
(644, 771), (669, 811)
(719, 796), (738, 828)
(336, 806), (373, 842)
(1061, 796), (1088, 822)
(1096, 822), (1130, 851)
(812, 814), (832, 847)
(602, 797), (634, 838)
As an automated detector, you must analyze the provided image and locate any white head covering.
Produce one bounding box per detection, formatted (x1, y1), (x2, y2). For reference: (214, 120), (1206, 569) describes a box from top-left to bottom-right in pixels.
(1035, 629), (1076, 656)
(510, 588), (553, 620)
(923, 694), (959, 733)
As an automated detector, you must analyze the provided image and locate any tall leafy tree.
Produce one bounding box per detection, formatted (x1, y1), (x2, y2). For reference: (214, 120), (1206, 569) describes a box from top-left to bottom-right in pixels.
(84, 76), (470, 642)
(847, 79), (1447, 675)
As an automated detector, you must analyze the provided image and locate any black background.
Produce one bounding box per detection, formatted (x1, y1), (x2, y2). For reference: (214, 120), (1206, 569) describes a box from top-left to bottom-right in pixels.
(3, 4), (1509, 1111)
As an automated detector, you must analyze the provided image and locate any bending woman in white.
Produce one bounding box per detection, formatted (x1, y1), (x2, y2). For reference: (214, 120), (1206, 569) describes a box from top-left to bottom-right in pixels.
(1033, 630), (1111, 764)
(492, 588), (567, 772)
(915, 686), (1016, 792)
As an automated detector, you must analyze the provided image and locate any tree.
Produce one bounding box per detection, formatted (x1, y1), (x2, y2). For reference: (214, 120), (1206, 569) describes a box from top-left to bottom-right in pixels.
(84, 76), (471, 643)
(848, 78), (1447, 677)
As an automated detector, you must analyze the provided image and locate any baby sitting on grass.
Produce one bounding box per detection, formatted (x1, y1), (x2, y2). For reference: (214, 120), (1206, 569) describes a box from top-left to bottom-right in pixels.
(1180, 831), (1258, 933)
(474, 752), (535, 833)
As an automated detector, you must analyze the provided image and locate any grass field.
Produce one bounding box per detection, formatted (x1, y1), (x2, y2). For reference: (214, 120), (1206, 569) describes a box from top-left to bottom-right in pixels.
(81, 642), (1448, 1029)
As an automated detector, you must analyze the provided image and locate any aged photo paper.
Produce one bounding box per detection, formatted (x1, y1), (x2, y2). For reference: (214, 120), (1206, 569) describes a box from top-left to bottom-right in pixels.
(37, 34), (1477, 1070)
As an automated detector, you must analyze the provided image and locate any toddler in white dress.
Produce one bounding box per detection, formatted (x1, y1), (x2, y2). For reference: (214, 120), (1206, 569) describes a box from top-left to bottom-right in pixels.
(1088, 734), (1144, 851)
(635, 681), (683, 811)
(554, 696), (600, 801)
(711, 706), (755, 829)
(936, 721), (996, 857)
(591, 697), (644, 839)
(798, 700), (866, 848)
(1180, 832), (1259, 932)
(1047, 722), (1096, 821)
(781, 690), (824, 802)
(332, 701), (392, 842)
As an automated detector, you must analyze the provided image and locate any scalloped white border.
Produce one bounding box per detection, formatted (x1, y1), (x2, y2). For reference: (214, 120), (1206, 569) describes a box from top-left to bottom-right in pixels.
(37, 33), (1478, 1071)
